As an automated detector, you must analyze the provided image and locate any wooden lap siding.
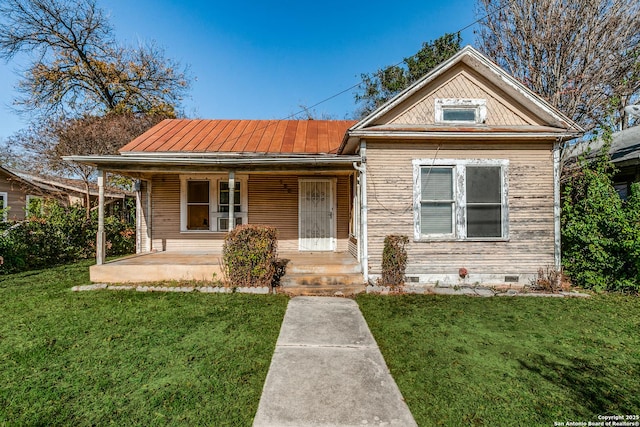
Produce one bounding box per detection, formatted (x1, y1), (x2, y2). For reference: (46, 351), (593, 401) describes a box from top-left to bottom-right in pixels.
(248, 174), (351, 252)
(365, 140), (555, 279)
(147, 173), (351, 252)
(248, 175), (299, 250)
(0, 174), (27, 221)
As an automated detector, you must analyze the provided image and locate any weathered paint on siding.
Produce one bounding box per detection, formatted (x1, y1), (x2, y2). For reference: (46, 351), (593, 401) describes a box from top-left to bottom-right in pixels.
(365, 140), (555, 280)
(146, 173), (351, 252)
(380, 64), (542, 127)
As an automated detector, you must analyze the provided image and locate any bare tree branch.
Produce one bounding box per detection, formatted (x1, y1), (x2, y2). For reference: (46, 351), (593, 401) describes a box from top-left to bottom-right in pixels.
(477, 0), (640, 130)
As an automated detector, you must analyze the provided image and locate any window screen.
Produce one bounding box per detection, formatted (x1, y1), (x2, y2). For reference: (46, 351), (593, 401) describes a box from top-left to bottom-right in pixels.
(420, 167), (454, 234)
(466, 166), (502, 237)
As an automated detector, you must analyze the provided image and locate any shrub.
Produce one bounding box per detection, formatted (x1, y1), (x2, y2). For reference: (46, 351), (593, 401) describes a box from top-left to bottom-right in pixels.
(104, 216), (136, 256)
(528, 266), (565, 293)
(378, 234), (409, 287)
(562, 129), (640, 293)
(0, 200), (136, 274)
(222, 225), (278, 288)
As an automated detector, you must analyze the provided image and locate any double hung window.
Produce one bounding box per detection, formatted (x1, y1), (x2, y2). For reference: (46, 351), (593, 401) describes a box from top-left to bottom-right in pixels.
(217, 181), (242, 230)
(419, 167), (454, 235)
(180, 175), (247, 232)
(186, 180), (210, 230)
(414, 159), (508, 240)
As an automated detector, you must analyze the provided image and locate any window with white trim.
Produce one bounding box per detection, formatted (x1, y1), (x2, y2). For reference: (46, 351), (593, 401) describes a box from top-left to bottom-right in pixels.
(413, 159), (508, 240)
(186, 180), (210, 230)
(435, 98), (487, 124)
(0, 192), (7, 221)
(419, 167), (454, 236)
(217, 181), (242, 231)
(180, 175), (247, 232)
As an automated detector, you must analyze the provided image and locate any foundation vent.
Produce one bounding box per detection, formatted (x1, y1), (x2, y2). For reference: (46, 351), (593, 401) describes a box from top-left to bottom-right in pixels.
(504, 275), (519, 283)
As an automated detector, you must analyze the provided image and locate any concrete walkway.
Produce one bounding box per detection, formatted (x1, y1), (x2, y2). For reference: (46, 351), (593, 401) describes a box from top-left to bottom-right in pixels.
(253, 297), (417, 427)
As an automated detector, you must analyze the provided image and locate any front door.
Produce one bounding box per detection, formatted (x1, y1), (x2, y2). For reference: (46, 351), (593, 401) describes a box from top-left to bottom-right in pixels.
(299, 178), (336, 251)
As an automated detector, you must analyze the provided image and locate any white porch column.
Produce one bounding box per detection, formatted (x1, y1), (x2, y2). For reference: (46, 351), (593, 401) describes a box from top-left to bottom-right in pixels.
(553, 141), (562, 270)
(146, 179), (152, 252)
(96, 169), (106, 265)
(228, 170), (235, 232)
(135, 180), (142, 254)
(353, 141), (368, 283)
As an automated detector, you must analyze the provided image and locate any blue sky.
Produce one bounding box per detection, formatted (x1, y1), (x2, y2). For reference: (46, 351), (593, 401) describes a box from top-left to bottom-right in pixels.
(0, 0), (478, 141)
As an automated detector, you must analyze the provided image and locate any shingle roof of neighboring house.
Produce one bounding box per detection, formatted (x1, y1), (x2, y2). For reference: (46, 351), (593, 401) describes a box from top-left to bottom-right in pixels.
(565, 125), (640, 168)
(120, 119), (358, 155)
(9, 169), (132, 199)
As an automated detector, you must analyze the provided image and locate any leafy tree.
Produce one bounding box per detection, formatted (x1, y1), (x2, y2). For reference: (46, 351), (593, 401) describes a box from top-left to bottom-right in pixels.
(0, 0), (189, 117)
(6, 112), (165, 215)
(562, 129), (640, 293)
(354, 33), (461, 118)
(476, 0), (640, 130)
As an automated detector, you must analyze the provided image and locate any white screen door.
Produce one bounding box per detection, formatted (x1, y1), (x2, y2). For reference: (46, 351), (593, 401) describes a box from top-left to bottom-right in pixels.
(299, 179), (335, 251)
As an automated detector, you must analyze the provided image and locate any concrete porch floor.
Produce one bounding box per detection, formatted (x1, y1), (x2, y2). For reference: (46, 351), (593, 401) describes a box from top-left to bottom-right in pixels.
(90, 251), (365, 295)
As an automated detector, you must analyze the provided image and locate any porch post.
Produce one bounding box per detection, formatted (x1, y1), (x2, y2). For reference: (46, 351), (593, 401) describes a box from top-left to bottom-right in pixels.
(96, 169), (106, 265)
(353, 141), (368, 283)
(135, 180), (142, 254)
(228, 170), (235, 232)
(146, 179), (153, 252)
(553, 140), (562, 270)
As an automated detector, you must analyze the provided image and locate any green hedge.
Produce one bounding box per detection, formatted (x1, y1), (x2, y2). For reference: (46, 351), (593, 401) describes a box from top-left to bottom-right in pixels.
(0, 202), (135, 274)
(562, 131), (640, 293)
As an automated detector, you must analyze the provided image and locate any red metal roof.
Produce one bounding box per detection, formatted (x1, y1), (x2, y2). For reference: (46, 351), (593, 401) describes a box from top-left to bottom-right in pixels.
(119, 119), (357, 155)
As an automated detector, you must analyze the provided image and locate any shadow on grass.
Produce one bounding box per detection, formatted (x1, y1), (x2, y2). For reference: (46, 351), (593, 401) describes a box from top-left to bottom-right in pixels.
(519, 354), (640, 415)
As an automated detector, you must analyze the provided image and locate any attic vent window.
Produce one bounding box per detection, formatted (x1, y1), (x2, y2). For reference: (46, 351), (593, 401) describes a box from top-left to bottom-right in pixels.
(435, 99), (487, 124)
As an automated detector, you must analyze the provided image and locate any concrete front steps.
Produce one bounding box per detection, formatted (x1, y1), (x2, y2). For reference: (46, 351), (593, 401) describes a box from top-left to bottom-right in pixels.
(277, 252), (365, 296)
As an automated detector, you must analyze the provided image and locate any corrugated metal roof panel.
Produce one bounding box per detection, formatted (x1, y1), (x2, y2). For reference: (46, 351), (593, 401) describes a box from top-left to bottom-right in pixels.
(120, 119), (357, 154)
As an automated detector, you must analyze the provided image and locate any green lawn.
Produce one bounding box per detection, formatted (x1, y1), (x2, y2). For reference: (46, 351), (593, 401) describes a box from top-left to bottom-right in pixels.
(0, 261), (288, 426)
(357, 293), (640, 427)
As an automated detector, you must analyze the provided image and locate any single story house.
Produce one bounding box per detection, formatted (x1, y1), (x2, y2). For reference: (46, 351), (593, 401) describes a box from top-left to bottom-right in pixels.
(1, 165), (60, 221)
(68, 46), (582, 289)
(0, 165), (132, 222)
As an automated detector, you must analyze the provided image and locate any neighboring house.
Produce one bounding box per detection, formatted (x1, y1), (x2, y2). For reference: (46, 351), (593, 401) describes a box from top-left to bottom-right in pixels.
(68, 46), (582, 287)
(11, 170), (134, 215)
(0, 165), (132, 221)
(565, 125), (640, 199)
(1, 165), (65, 221)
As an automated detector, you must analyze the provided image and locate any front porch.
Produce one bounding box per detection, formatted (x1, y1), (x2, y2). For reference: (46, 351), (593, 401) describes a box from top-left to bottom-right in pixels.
(90, 251), (365, 295)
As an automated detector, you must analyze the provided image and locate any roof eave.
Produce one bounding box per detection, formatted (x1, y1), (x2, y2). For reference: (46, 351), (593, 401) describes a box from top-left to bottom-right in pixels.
(63, 154), (361, 172)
